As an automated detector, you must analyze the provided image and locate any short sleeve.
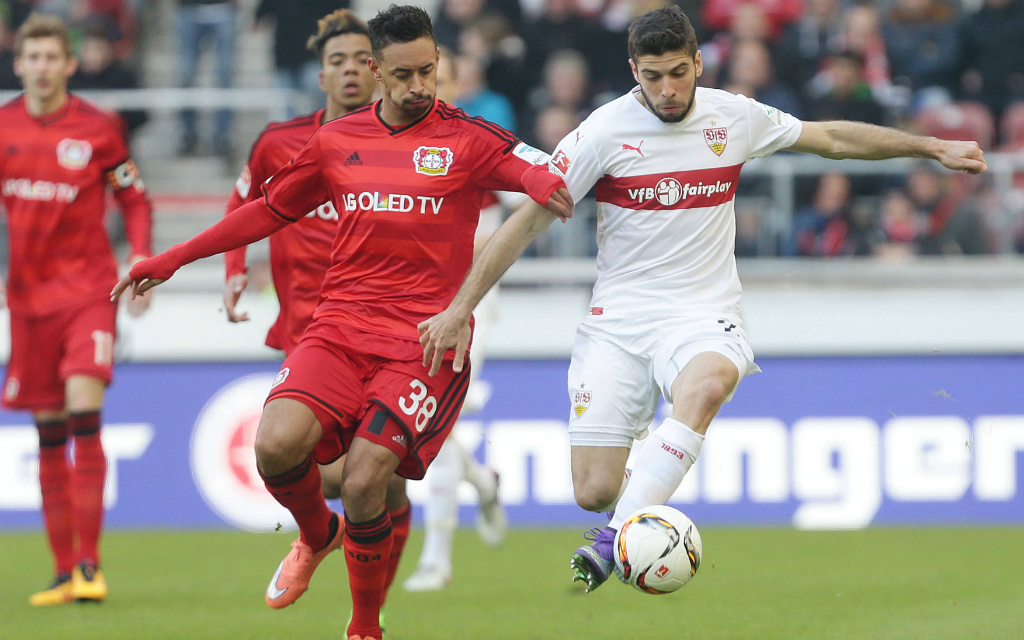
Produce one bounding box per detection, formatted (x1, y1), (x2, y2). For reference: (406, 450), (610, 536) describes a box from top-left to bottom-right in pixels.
(743, 97), (803, 159)
(262, 130), (330, 222)
(549, 127), (604, 202)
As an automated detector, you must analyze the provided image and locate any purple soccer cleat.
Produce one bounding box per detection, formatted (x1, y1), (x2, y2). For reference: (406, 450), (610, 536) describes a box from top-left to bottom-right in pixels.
(570, 526), (617, 592)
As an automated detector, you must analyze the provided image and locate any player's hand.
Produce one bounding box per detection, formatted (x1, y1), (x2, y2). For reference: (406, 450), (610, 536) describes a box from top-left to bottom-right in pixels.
(123, 255), (153, 317)
(546, 187), (574, 223)
(112, 274), (166, 301)
(418, 308), (472, 377)
(223, 273), (250, 323)
(935, 140), (987, 174)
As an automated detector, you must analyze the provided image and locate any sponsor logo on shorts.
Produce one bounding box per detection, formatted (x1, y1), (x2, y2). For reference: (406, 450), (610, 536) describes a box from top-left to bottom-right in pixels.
(392, 434), (408, 448)
(703, 127), (727, 156)
(589, 307), (604, 316)
(4, 378), (19, 400)
(56, 138), (92, 169)
(271, 368), (289, 388)
(235, 165), (251, 198)
(572, 387), (592, 418)
(413, 146), (454, 176)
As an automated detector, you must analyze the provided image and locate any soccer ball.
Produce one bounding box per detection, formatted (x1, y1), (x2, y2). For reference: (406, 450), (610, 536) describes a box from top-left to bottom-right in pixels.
(613, 505), (703, 594)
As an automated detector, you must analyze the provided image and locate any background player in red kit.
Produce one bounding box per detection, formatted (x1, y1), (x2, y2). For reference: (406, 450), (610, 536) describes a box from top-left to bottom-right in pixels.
(220, 10), (413, 623)
(112, 6), (571, 639)
(0, 14), (152, 606)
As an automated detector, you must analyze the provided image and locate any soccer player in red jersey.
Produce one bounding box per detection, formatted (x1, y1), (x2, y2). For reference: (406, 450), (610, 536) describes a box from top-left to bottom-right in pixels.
(0, 14), (153, 606)
(113, 6), (571, 639)
(221, 10), (412, 623)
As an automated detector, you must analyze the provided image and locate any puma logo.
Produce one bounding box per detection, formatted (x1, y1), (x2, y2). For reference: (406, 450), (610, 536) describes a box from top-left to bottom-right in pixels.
(621, 141), (644, 157)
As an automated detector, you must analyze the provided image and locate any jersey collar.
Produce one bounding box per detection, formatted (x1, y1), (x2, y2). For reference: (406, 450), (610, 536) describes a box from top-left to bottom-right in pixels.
(373, 98), (437, 136)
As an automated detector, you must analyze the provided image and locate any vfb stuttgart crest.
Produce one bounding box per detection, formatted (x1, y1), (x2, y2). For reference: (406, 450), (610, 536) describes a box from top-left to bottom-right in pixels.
(572, 388), (592, 418)
(703, 127), (727, 156)
(56, 138), (92, 170)
(413, 146), (454, 176)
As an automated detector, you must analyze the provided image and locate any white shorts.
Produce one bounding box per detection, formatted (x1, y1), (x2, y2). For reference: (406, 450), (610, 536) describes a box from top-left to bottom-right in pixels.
(566, 314), (759, 448)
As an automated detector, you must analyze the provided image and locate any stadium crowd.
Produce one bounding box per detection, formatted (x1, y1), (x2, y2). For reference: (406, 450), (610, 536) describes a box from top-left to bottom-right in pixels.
(2, 0), (1023, 256)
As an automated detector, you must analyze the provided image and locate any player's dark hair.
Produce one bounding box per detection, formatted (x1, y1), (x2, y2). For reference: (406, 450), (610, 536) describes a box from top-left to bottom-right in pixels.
(15, 13), (73, 57)
(627, 5), (698, 61)
(306, 9), (370, 62)
(367, 4), (435, 57)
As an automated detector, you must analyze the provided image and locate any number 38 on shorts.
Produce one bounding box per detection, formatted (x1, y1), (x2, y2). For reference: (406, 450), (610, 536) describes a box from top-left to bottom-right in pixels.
(397, 378), (437, 432)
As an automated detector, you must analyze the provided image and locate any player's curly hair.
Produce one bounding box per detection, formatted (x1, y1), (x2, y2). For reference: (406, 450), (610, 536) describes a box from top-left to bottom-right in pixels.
(367, 4), (434, 57)
(15, 13), (73, 57)
(627, 5), (698, 61)
(306, 9), (370, 61)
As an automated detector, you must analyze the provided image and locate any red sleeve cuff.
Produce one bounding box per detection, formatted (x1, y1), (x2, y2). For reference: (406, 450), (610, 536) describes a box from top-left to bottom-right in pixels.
(522, 164), (566, 207)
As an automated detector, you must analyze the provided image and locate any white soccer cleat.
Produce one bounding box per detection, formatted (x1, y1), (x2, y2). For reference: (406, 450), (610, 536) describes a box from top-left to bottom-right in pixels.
(474, 467), (507, 548)
(402, 565), (451, 592)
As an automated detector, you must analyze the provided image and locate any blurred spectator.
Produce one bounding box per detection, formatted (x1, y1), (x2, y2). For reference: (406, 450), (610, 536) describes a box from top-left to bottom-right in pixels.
(958, 0), (1024, 124)
(33, 1), (137, 57)
(435, 0), (520, 50)
(703, 0), (801, 40)
(524, 0), (597, 89)
(455, 53), (516, 132)
(786, 173), (851, 256)
(0, 11), (17, 90)
(844, 200), (887, 256)
(876, 189), (920, 259)
(839, 5), (893, 101)
(905, 162), (988, 254)
(724, 39), (804, 118)
(735, 202), (766, 257)
(255, 0), (342, 117)
(700, 2), (771, 88)
(774, 0), (844, 98)
(532, 104), (579, 152)
(882, 0), (959, 111)
(68, 19), (148, 136)
(458, 15), (530, 114)
(176, 0), (237, 157)
(807, 51), (885, 125)
(522, 48), (591, 142)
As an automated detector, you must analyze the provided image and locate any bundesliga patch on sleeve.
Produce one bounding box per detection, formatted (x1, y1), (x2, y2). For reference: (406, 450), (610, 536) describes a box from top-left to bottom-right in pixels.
(549, 150), (572, 177)
(511, 141), (551, 166)
(761, 104), (786, 126)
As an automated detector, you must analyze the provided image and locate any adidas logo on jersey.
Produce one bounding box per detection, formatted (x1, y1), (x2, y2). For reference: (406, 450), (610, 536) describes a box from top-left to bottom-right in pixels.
(345, 152), (363, 166)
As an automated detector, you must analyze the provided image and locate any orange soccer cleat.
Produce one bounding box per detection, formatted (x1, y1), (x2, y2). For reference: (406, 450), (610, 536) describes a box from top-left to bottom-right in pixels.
(265, 514), (344, 609)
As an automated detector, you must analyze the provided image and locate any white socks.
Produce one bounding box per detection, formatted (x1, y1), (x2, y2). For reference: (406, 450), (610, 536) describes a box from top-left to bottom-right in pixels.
(418, 438), (463, 574)
(608, 418), (704, 530)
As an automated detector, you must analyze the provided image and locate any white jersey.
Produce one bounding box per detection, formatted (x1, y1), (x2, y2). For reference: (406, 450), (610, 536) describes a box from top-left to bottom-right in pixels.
(550, 87), (802, 319)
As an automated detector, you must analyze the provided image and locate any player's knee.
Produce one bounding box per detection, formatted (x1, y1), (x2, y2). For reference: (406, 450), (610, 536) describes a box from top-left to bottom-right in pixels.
(254, 422), (308, 473)
(574, 479), (619, 512)
(340, 470), (388, 521)
(679, 377), (730, 413)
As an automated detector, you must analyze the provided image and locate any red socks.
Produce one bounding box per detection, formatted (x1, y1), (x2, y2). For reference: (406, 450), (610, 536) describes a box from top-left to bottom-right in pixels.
(383, 503), (411, 599)
(69, 411), (107, 566)
(345, 511), (393, 638)
(36, 419), (75, 575)
(261, 457), (334, 550)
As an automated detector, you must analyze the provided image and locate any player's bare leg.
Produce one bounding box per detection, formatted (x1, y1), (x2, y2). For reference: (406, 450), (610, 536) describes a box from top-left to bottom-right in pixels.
(64, 375), (109, 603)
(568, 446), (629, 592)
(256, 399), (343, 609)
(340, 437), (403, 640)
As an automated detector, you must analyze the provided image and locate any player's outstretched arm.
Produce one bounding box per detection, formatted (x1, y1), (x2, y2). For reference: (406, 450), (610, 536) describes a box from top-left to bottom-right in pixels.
(787, 121), (988, 174)
(419, 194), (570, 376)
(111, 198), (290, 302)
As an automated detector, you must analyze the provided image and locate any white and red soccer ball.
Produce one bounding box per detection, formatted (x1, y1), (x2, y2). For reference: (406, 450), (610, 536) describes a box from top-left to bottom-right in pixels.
(613, 505), (703, 594)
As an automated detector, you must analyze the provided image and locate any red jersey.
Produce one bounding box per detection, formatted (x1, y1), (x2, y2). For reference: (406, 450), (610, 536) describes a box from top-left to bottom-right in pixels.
(225, 109), (335, 354)
(261, 99), (551, 343)
(0, 94), (151, 316)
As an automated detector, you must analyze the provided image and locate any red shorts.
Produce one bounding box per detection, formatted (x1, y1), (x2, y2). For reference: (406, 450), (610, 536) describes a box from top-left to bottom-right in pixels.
(266, 321), (471, 480)
(3, 300), (117, 411)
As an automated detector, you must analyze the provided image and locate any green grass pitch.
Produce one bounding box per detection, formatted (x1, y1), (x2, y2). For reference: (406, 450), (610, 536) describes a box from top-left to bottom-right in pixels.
(2, 527), (1022, 639)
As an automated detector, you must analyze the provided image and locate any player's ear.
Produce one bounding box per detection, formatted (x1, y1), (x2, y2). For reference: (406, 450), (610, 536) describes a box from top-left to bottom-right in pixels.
(12, 55), (22, 79)
(629, 58), (639, 84)
(318, 69), (327, 93)
(65, 55), (78, 78)
(693, 50), (703, 78)
(368, 56), (381, 81)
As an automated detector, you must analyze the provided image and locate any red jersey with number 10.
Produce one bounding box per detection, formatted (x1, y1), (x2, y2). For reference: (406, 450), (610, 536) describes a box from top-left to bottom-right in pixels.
(225, 109), (335, 354)
(261, 99), (548, 344)
(0, 94), (151, 315)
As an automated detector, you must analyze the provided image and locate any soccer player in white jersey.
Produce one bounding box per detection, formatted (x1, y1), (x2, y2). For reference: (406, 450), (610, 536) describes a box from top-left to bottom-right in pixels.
(418, 4), (987, 592)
